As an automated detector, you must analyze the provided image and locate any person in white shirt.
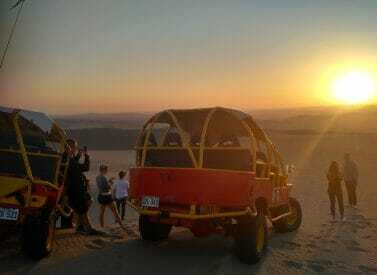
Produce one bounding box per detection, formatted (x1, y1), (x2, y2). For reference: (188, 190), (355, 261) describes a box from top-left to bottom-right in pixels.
(112, 170), (129, 220)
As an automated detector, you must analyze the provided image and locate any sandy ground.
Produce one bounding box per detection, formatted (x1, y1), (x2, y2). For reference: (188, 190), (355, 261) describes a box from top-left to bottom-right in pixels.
(1, 133), (377, 275)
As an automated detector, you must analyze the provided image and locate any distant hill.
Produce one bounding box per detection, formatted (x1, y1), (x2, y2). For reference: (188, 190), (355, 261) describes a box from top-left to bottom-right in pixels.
(57, 105), (377, 132)
(55, 112), (152, 129)
(59, 105), (377, 150)
(66, 128), (140, 150)
(259, 105), (377, 133)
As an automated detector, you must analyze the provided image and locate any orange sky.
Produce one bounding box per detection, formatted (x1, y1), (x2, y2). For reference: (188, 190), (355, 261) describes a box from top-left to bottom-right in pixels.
(1, 1), (377, 114)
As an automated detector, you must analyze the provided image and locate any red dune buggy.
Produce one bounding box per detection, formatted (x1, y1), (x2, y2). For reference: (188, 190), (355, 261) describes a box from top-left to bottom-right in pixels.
(128, 107), (302, 264)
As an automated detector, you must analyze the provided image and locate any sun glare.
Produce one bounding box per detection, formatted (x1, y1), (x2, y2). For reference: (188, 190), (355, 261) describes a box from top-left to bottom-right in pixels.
(331, 71), (376, 104)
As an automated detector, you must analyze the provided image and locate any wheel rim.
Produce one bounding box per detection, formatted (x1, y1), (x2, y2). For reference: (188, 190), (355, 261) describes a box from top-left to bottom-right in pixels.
(256, 226), (265, 253)
(286, 204), (298, 226)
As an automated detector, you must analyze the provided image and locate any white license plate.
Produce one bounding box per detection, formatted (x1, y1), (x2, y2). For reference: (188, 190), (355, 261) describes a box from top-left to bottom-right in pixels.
(141, 196), (160, 208)
(0, 207), (19, 221)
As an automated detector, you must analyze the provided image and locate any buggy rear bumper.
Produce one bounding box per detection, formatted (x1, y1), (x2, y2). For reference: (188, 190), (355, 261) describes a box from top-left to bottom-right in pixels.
(127, 200), (255, 220)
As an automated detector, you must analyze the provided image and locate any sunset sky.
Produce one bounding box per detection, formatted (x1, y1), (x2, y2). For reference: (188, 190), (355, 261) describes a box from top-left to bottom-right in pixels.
(1, 0), (377, 115)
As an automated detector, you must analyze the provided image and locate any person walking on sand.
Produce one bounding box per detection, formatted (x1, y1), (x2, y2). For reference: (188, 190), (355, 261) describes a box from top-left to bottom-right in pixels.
(343, 153), (359, 207)
(96, 165), (124, 229)
(113, 171), (129, 221)
(327, 161), (345, 221)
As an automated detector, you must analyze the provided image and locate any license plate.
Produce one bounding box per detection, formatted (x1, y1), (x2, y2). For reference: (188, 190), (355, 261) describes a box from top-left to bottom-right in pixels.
(0, 207), (19, 221)
(141, 196), (160, 208)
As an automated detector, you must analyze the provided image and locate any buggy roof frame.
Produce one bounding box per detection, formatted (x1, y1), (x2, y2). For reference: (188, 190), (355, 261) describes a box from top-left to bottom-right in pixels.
(136, 107), (285, 175)
(0, 107), (68, 202)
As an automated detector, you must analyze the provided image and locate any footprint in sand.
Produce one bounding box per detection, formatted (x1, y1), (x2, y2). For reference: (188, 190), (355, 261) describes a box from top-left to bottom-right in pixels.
(280, 241), (301, 250)
(322, 239), (337, 245)
(85, 238), (108, 249)
(85, 243), (102, 250)
(283, 260), (304, 270)
(307, 260), (336, 273)
(307, 263), (325, 273)
(306, 242), (317, 249)
(346, 246), (367, 253)
(358, 265), (377, 273)
(309, 259), (334, 267)
(341, 239), (359, 247)
(333, 261), (346, 269)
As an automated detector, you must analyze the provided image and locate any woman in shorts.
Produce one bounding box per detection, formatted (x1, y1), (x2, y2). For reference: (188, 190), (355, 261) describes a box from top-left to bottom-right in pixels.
(96, 165), (124, 228)
(326, 161), (345, 221)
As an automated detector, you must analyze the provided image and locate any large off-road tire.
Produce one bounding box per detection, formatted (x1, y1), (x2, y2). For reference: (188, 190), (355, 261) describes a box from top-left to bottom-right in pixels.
(22, 210), (57, 260)
(235, 214), (268, 265)
(273, 197), (302, 233)
(139, 215), (172, 241)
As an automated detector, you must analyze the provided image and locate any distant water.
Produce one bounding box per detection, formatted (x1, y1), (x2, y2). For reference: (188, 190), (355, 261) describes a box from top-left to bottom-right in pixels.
(86, 150), (136, 181)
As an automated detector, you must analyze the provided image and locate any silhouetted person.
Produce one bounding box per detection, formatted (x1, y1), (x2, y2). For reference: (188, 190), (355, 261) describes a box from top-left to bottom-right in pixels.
(66, 139), (95, 234)
(327, 161), (345, 221)
(343, 153), (359, 207)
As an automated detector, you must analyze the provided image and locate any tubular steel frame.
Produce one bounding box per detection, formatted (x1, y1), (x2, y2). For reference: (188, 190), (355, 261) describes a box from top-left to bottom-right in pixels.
(136, 107), (286, 178)
(0, 110), (68, 207)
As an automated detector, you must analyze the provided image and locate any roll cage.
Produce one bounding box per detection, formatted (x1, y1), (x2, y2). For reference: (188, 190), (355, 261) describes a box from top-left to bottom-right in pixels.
(0, 107), (68, 203)
(135, 107), (286, 181)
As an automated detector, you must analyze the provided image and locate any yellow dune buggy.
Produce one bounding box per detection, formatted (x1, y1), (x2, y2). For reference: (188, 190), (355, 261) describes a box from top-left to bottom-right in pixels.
(0, 107), (69, 259)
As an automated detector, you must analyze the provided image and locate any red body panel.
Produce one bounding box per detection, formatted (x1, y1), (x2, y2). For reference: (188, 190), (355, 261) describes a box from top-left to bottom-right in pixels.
(129, 167), (288, 207)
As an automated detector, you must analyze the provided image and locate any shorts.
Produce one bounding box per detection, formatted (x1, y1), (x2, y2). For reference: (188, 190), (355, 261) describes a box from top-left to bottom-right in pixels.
(97, 194), (113, 205)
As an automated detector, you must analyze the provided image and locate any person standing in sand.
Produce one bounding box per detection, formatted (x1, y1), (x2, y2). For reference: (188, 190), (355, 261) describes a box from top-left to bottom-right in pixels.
(65, 139), (96, 234)
(113, 171), (129, 221)
(327, 161), (345, 221)
(96, 165), (124, 229)
(343, 153), (359, 207)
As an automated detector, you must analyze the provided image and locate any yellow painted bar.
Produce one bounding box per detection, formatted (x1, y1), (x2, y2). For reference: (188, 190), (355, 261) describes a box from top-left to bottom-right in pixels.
(27, 152), (60, 159)
(12, 112), (34, 206)
(167, 110), (198, 168)
(0, 148), (22, 154)
(0, 176), (30, 198)
(141, 112), (162, 167)
(127, 202), (254, 220)
(135, 146), (254, 151)
(199, 108), (217, 168)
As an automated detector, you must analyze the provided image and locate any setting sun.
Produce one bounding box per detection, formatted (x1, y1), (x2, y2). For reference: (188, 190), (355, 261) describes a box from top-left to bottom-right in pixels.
(331, 71), (376, 104)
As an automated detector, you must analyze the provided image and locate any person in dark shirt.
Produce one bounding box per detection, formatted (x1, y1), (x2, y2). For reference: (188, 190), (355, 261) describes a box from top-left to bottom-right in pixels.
(96, 165), (124, 229)
(65, 139), (95, 234)
(326, 161), (345, 221)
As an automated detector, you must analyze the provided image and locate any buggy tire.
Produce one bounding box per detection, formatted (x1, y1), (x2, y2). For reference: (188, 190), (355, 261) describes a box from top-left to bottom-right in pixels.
(22, 211), (56, 260)
(273, 197), (302, 233)
(139, 215), (172, 241)
(235, 214), (268, 265)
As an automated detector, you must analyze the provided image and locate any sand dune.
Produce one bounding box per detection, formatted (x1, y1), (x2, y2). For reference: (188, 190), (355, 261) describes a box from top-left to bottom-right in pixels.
(1, 133), (377, 275)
